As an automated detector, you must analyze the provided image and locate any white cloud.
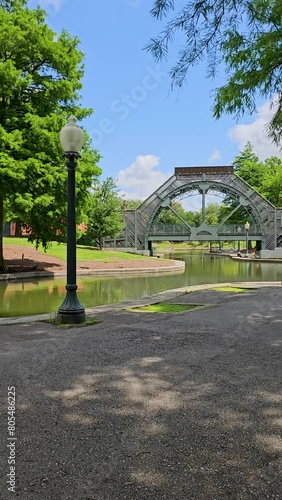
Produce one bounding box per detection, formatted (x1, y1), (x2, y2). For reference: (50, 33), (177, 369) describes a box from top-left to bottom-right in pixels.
(117, 155), (172, 200)
(229, 101), (282, 160)
(180, 194), (224, 212)
(37, 0), (67, 14)
(208, 149), (222, 163)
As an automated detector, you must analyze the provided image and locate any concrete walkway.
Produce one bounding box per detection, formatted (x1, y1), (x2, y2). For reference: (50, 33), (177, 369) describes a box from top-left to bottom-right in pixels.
(0, 284), (282, 499)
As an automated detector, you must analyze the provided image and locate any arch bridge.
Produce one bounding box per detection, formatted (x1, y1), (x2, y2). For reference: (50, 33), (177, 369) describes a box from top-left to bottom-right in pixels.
(108, 166), (282, 256)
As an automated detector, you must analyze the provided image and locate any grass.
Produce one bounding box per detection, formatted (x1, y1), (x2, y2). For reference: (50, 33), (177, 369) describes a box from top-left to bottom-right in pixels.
(128, 303), (201, 313)
(3, 237), (147, 262)
(42, 317), (100, 328)
(213, 286), (253, 293)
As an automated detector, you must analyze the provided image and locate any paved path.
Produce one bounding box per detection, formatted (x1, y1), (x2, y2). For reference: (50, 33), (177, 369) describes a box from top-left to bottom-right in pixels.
(0, 285), (282, 499)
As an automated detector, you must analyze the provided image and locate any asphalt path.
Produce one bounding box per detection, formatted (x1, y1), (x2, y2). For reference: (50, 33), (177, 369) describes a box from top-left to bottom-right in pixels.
(0, 286), (282, 499)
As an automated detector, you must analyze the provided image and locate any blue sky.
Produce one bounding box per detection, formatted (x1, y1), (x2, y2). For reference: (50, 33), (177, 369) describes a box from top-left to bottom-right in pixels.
(31, 0), (282, 206)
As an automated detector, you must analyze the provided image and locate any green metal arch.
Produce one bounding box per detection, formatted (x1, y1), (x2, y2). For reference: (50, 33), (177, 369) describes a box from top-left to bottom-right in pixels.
(120, 170), (280, 251)
(145, 178), (266, 237)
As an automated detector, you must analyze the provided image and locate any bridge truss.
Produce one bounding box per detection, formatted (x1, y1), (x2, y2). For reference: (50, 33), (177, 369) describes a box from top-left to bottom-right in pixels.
(106, 167), (282, 253)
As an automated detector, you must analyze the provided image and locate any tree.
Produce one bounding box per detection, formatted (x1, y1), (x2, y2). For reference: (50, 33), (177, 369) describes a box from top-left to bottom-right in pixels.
(157, 201), (187, 224)
(85, 178), (125, 250)
(122, 199), (143, 210)
(206, 203), (220, 225)
(233, 142), (282, 205)
(233, 143), (264, 193)
(218, 143), (282, 226)
(263, 157), (282, 206)
(0, 1), (101, 272)
(147, 0), (282, 142)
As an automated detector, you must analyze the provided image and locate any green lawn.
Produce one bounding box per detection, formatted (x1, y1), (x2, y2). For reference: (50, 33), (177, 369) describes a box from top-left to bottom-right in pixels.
(213, 286), (253, 293)
(3, 237), (147, 262)
(128, 303), (200, 313)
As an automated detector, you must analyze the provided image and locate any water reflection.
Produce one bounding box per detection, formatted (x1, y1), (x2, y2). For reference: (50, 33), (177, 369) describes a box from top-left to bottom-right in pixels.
(1, 251), (282, 317)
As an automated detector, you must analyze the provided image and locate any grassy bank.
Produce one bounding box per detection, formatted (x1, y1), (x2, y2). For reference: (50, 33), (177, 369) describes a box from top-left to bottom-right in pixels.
(3, 237), (146, 262)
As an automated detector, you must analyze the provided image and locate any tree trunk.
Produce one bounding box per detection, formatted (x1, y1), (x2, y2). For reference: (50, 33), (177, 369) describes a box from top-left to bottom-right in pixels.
(0, 194), (7, 273)
(15, 220), (22, 237)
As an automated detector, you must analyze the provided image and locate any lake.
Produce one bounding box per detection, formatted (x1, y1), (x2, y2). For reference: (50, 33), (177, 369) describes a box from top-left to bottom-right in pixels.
(1, 251), (282, 317)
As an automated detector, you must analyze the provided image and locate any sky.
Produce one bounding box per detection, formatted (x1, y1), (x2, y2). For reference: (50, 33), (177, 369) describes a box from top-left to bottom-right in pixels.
(30, 0), (282, 208)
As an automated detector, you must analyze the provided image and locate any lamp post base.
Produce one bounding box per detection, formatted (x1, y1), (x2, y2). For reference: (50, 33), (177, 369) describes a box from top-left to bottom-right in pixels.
(57, 285), (86, 324)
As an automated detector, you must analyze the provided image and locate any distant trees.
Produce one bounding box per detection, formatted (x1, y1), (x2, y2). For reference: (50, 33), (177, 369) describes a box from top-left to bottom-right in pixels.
(218, 143), (282, 225)
(122, 199), (143, 210)
(157, 202), (187, 225)
(84, 178), (125, 249)
(233, 143), (282, 205)
(154, 201), (220, 226)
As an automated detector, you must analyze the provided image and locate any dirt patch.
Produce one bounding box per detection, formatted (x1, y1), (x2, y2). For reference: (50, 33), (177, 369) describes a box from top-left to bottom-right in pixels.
(3, 244), (177, 274)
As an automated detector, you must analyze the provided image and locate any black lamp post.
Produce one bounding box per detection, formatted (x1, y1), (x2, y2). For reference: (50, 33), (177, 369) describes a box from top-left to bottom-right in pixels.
(245, 221), (250, 258)
(57, 116), (86, 324)
(237, 226), (241, 253)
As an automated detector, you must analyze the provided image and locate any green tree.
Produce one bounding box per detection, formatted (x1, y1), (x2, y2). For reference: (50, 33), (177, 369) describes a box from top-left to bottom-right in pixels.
(218, 143), (263, 224)
(233, 143), (264, 193)
(147, 0), (282, 142)
(0, 0), (101, 272)
(122, 199), (143, 210)
(85, 178), (125, 250)
(218, 143), (282, 225)
(206, 203), (220, 225)
(263, 157), (282, 206)
(184, 210), (197, 226)
(157, 201), (187, 224)
(233, 142), (282, 205)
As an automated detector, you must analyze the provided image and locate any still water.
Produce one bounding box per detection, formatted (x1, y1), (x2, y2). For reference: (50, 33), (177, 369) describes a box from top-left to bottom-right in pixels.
(1, 251), (282, 317)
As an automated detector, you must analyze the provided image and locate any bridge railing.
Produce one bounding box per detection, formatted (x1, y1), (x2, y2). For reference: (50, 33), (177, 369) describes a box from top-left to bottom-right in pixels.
(149, 223), (261, 236)
(150, 224), (190, 235)
(217, 224), (260, 235)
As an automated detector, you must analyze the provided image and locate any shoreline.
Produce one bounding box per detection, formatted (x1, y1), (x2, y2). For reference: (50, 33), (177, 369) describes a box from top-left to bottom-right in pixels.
(0, 280), (281, 325)
(0, 258), (185, 282)
(206, 251), (282, 263)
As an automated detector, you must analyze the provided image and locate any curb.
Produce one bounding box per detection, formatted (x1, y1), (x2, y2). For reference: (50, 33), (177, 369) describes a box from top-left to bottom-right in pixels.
(0, 260), (185, 282)
(0, 280), (281, 326)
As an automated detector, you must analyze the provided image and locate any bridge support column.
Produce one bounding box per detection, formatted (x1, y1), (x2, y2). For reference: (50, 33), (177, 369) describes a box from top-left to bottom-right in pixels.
(202, 188), (206, 223)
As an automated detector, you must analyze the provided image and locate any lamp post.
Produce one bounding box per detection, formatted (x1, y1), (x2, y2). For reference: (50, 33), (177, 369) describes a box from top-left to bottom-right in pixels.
(237, 226), (241, 253)
(245, 221), (250, 258)
(57, 116), (86, 324)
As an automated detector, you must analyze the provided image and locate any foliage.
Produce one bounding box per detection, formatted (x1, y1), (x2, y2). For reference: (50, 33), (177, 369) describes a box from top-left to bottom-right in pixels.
(233, 142), (282, 205)
(147, 0), (282, 142)
(0, 0), (101, 272)
(122, 199), (143, 210)
(84, 178), (125, 249)
(233, 143), (264, 192)
(218, 143), (282, 225)
(155, 201), (220, 226)
(156, 201), (187, 224)
(262, 157), (282, 206)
